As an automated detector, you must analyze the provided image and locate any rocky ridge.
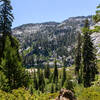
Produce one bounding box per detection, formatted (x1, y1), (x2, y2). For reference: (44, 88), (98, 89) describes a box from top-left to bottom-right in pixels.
(12, 15), (100, 67)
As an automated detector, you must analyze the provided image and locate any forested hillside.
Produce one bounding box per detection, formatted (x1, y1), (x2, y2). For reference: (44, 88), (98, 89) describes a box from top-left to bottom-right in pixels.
(13, 16), (93, 68)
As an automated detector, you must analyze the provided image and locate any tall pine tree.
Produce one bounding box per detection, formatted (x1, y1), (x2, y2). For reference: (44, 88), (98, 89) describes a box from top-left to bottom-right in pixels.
(53, 60), (58, 83)
(0, 0), (29, 91)
(61, 66), (66, 86)
(38, 69), (45, 92)
(0, 0), (14, 59)
(82, 19), (98, 87)
(75, 31), (82, 83)
(33, 70), (38, 90)
(0, 36), (29, 90)
(44, 62), (50, 79)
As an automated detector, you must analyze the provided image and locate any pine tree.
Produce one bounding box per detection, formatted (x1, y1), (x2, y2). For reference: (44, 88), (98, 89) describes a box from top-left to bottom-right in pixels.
(55, 81), (59, 92)
(0, 36), (29, 90)
(33, 70), (38, 90)
(61, 66), (66, 86)
(0, 0), (21, 62)
(51, 83), (54, 93)
(38, 70), (45, 92)
(0, 0), (14, 59)
(53, 60), (58, 83)
(44, 62), (50, 79)
(92, 4), (100, 33)
(0, 0), (14, 36)
(75, 31), (82, 83)
(37, 68), (40, 78)
(0, 0), (29, 91)
(82, 19), (98, 87)
(93, 4), (100, 23)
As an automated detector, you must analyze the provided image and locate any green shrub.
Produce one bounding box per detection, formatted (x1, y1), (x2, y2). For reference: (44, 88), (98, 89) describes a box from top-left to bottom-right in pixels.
(0, 88), (59, 100)
(74, 85), (100, 100)
(0, 71), (10, 91)
(0, 88), (34, 100)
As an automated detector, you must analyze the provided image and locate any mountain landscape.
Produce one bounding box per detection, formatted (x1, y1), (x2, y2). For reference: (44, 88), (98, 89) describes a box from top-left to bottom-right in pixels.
(12, 16), (95, 68)
(1, 0), (100, 100)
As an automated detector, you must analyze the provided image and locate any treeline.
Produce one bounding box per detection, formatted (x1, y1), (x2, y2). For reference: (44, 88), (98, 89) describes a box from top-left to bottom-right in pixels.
(28, 61), (71, 93)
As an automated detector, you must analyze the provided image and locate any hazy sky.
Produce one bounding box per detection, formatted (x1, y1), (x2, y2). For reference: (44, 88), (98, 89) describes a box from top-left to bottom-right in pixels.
(11, 0), (99, 27)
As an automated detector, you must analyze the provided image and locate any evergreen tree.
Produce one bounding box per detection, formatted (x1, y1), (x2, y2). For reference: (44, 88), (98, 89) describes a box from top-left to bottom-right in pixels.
(0, 0), (14, 59)
(51, 83), (54, 93)
(0, 0), (14, 36)
(49, 72), (53, 83)
(55, 81), (59, 92)
(44, 62), (50, 79)
(75, 31), (82, 83)
(38, 70), (45, 92)
(92, 4), (100, 33)
(82, 19), (98, 87)
(61, 66), (66, 86)
(33, 70), (38, 90)
(93, 4), (100, 23)
(37, 68), (40, 78)
(0, 0), (29, 91)
(0, 0), (21, 62)
(53, 60), (58, 83)
(0, 36), (29, 90)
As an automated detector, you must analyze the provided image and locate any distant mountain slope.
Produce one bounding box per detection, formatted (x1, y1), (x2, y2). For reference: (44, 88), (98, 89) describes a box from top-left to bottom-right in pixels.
(12, 16), (93, 67)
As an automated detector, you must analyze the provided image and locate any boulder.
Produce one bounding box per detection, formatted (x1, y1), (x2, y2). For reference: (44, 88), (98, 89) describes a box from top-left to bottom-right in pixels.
(56, 88), (76, 100)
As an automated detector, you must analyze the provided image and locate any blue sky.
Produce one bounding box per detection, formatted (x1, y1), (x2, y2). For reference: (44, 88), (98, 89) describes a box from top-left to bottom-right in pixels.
(11, 0), (99, 27)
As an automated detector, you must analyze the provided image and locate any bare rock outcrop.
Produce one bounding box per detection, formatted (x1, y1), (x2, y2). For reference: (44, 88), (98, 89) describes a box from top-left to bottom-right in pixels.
(56, 89), (76, 100)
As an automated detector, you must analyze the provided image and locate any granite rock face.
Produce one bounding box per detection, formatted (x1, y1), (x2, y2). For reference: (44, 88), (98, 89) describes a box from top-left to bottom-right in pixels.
(91, 22), (100, 59)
